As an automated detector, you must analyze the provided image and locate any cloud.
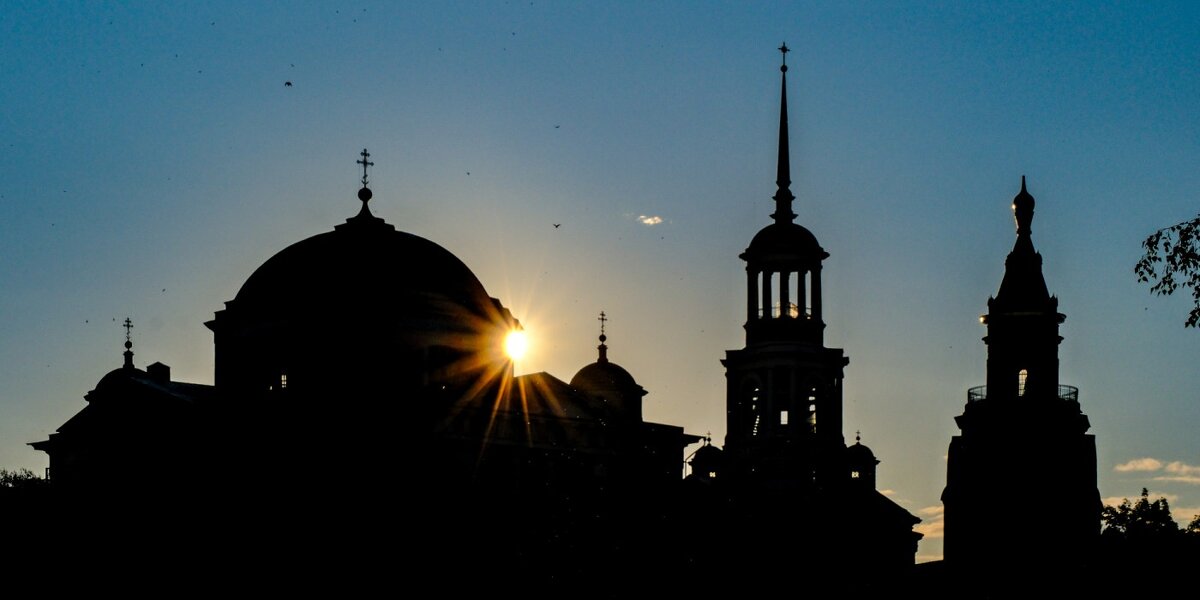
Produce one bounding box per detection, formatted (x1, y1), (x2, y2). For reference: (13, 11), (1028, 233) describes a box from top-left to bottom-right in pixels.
(1165, 461), (1200, 476)
(914, 505), (945, 539)
(1102, 492), (1180, 508)
(1115, 458), (1164, 472)
(1173, 506), (1200, 525)
(1111, 458), (1200, 483)
(1153, 475), (1200, 485)
(637, 215), (663, 226)
(917, 505), (944, 517)
(915, 519), (944, 539)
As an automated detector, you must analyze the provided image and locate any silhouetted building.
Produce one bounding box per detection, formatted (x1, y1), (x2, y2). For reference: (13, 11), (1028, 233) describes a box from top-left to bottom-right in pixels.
(942, 178), (1101, 574)
(30, 155), (699, 572)
(701, 46), (921, 583)
(26, 52), (929, 590)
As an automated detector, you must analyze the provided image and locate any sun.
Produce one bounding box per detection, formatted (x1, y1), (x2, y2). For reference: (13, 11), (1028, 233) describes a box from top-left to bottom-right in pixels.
(504, 330), (529, 361)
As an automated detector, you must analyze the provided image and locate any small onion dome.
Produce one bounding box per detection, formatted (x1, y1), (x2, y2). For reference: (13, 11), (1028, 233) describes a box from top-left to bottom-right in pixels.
(1012, 175), (1035, 235)
(570, 360), (640, 396)
(690, 442), (724, 465)
(846, 439), (879, 467)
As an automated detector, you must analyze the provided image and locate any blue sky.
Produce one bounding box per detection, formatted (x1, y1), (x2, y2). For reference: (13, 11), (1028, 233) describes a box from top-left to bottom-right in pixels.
(3, 2), (1199, 560)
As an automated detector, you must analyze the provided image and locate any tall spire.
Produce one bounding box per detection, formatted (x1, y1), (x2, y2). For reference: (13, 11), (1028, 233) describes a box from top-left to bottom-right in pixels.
(122, 317), (134, 369)
(597, 311), (609, 363)
(772, 43), (796, 225)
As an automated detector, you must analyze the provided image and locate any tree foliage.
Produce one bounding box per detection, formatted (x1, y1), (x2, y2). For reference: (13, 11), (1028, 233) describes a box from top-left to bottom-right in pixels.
(0, 468), (48, 491)
(1135, 214), (1200, 327)
(1101, 488), (1184, 540)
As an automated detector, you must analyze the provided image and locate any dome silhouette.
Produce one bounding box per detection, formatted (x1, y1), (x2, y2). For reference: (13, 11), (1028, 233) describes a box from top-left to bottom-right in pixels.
(744, 222), (826, 263)
(232, 212), (495, 324)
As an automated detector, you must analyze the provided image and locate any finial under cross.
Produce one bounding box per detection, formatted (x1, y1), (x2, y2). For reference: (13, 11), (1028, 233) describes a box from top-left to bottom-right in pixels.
(357, 148), (374, 187)
(855, 430), (861, 443)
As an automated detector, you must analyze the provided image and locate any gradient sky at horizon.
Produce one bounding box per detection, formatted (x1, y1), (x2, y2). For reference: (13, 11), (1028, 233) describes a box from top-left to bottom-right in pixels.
(4, 2), (1200, 561)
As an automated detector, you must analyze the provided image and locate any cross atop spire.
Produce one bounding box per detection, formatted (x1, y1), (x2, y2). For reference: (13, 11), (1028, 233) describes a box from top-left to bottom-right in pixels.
(597, 311), (609, 363)
(122, 317), (134, 369)
(771, 44), (796, 225)
(357, 148), (374, 188)
(354, 148), (375, 213)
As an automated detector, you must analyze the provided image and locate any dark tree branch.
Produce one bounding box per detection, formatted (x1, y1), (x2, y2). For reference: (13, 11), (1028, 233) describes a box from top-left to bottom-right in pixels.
(1135, 214), (1200, 327)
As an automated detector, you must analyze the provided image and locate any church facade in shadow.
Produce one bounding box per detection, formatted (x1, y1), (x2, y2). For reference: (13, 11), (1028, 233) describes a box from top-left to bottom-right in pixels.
(21, 50), (975, 591)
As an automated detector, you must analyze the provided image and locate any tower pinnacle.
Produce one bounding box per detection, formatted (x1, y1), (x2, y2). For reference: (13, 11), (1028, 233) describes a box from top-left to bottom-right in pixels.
(772, 43), (796, 225)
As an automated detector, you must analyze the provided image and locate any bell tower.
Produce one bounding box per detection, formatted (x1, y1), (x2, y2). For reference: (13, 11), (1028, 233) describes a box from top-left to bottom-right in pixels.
(721, 45), (849, 489)
(943, 178), (1100, 572)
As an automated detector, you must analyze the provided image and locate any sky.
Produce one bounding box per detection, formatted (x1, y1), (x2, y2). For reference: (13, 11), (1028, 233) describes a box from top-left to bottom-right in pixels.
(3, 2), (1200, 561)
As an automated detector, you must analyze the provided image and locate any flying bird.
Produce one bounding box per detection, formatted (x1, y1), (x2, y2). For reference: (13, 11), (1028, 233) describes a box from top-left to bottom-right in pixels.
(553, 224), (561, 228)
(284, 81), (293, 87)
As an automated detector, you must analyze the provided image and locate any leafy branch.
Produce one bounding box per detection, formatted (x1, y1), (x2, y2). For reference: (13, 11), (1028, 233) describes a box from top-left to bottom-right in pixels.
(1135, 214), (1200, 327)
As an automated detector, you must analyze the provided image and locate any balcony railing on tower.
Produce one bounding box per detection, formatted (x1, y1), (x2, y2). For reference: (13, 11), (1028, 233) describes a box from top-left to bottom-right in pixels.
(967, 384), (1078, 403)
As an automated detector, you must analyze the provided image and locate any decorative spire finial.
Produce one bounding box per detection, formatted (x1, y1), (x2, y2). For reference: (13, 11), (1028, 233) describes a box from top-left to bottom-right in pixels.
(356, 148), (374, 210)
(855, 430), (861, 444)
(122, 317), (134, 369)
(597, 311), (609, 363)
(771, 44), (796, 225)
(1012, 174), (1035, 236)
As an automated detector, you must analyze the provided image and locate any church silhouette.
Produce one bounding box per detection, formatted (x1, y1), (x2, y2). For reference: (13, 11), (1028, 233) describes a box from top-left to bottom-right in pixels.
(21, 48), (1102, 593)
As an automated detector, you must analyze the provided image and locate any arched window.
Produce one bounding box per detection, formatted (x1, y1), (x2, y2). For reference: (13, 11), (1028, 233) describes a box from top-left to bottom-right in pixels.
(1018, 369), (1028, 397)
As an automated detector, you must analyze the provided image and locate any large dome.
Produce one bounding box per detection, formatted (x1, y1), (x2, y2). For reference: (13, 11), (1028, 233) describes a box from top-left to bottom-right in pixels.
(230, 209), (495, 322)
(207, 202), (514, 395)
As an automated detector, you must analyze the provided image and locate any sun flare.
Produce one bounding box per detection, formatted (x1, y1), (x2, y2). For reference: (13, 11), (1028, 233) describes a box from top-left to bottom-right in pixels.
(504, 330), (529, 361)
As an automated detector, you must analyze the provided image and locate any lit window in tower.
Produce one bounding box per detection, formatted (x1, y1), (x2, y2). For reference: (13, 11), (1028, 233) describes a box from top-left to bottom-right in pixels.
(1018, 369), (1028, 397)
(780, 410), (789, 425)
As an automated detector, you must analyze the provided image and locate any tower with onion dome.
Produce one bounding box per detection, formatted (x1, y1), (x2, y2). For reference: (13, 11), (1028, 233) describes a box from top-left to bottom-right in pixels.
(942, 178), (1100, 572)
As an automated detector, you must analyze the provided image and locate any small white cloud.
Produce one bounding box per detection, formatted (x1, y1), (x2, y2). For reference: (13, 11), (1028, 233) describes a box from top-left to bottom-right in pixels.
(917, 505), (944, 517)
(915, 518), (944, 539)
(1102, 492), (1179, 507)
(1153, 475), (1200, 485)
(1114, 457), (1164, 472)
(914, 505), (945, 539)
(1172, 506), (1200, 526)
(637, 215), (663, 226)
(1165, 461), (1200, 476)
